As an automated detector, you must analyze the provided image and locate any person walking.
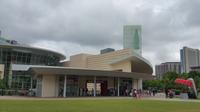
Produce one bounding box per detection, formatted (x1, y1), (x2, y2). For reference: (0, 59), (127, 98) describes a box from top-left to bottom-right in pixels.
(165, 89), (168, 98)
(125, 88), (129, 96)
(134, 89), (138, 99)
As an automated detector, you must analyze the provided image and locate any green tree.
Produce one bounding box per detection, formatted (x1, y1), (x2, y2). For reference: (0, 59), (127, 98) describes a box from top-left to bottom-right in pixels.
(187, 71), (200, 89)
(0, 79), (6, 89)
(162, 72), (180, 89)
(143, 71), (200, 93)
(143, 80), (163, 90)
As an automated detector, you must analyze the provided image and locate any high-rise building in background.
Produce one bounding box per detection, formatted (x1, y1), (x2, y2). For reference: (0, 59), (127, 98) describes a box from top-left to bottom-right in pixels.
(123, 25), (142, 55)
(180, 47), (200, 73)
(190, 66), (200, 72)
(155, 62), (181, 80)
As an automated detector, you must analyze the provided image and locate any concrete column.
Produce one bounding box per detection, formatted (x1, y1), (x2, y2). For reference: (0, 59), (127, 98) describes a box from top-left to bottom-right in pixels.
(30, 76), (33, 90)
(117, 77), (120, 96)
(94, 76), (96, 97)
(55, 76), (59, 97)
(63, 75), (67, 97)
(30, 76), (33, 96)
(133, 79), (138, 89)
(138, 79), (143, 90)
(41, 75), (57, 97)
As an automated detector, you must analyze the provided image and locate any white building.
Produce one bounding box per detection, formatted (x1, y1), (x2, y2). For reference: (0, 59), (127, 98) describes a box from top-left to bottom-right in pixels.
(180, 47), (200, 73)
(155, 62), (181, 80)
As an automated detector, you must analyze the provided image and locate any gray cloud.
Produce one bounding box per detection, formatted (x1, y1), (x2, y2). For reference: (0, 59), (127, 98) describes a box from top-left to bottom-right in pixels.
(1, 0), (200, 72)
(0, 0), (127, 46)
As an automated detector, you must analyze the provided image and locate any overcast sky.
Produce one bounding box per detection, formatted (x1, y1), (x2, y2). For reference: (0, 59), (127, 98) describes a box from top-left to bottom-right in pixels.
(0, 0), (200, 73)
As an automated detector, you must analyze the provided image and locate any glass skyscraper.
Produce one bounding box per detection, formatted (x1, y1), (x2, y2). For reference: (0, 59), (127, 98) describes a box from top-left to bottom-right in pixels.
(123, 25), (142, 55)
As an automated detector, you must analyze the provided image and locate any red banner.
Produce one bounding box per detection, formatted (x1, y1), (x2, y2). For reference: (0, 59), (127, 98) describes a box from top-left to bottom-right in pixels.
(174, 78), (193, 87)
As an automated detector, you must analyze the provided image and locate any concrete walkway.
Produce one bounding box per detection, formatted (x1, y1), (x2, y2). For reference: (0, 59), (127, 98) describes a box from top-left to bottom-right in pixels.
(144, 97), (200, 103)
(0, 96), (200, 103)
(0, 96), (133, 100)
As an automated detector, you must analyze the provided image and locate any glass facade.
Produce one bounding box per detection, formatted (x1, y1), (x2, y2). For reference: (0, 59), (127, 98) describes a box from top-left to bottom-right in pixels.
(0, 46), (64, 90)
(57, 76), (132, 97)
(119, 78), (132, 96)
(123, 25), (142, 55)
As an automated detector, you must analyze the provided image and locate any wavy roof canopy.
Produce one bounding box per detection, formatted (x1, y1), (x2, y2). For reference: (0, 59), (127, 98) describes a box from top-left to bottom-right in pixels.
(0, 41), (66, 60)
(108, 50), (153, 74)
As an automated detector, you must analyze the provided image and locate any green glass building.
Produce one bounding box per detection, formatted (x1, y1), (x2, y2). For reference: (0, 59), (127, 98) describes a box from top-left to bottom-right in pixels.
(0, 37), (65, 89)
(123, 25), (142, 55)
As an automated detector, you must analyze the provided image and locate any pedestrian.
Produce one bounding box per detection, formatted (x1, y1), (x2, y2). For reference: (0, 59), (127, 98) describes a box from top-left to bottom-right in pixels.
(165, 89), (168, 98)
(134, 89), (138, 99)
(125, 88), (129, 96)
(138, 89), (142, 98)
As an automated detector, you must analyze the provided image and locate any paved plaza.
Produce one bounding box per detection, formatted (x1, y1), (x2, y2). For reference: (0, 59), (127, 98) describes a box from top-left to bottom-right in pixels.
(0, 96), (200, 103)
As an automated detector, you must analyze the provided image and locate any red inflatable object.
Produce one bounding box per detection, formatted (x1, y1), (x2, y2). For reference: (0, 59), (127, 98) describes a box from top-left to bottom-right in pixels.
(174, 78), (193, 87)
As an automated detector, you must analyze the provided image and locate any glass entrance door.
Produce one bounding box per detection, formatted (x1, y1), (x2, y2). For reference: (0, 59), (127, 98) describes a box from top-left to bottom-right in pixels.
(120, 78), (132, 96)
(66, 76), (79, 97)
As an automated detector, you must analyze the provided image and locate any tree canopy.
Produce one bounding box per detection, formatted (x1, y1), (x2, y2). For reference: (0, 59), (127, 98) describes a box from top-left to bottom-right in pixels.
(143, 71), (200, 91)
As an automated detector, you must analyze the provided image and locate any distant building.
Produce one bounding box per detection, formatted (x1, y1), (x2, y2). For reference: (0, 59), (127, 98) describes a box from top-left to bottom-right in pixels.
(190, 66), (200, 72)
(155, 62), (181, 80)
(180, 47), (200, 73)
(123, 25), (142, 55)
(100, 48), (115, 54)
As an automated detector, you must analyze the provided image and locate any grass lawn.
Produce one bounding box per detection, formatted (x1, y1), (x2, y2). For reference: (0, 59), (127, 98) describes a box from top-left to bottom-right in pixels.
(0, 99), (200, 112)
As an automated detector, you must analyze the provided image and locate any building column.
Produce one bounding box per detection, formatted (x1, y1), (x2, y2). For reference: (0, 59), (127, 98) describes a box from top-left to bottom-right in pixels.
(63, 75), (67, 98)
(30, 76), (33, 96)
(138, 79), (143, 90)
(94, 76), (96, 97)
(133, 79), (138, 89)
(117, 77), (120, 96)
(132, 79), (143, 90)
(30, 76), (33, 90)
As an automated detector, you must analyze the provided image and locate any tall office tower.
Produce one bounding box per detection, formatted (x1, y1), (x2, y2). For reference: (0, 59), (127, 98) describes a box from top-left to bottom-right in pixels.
(180, 47), (200, 73)
(155, 62), (181, 80)
(123, 25), (142, 55)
